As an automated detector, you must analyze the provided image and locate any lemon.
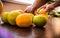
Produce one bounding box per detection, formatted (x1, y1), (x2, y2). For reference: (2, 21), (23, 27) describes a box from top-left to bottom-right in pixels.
(1, 12), (9, 23)
(7, 12), (20, 25)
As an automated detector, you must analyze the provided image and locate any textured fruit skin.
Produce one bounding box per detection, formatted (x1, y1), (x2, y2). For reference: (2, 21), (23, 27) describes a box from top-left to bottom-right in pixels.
(16, 13), (33, 27)
(33, 15), (47, 27)
(28, 13), (34, 19)
(1, 12), (9, 23)
(7, 12), (20, 25)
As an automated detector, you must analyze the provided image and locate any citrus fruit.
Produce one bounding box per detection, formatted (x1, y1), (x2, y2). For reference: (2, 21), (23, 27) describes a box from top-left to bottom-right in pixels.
(33, 15), (47, 27)
(34, 10), (38, 15)
(7, 11), (20, 25)
(16, 13), (33, 27)
(39, 8), (46, 14)
(11, 10), (25, 14)
(28, 13), (34, 18)
(1, 12), (9, 23)
(34, 8), (48, 18)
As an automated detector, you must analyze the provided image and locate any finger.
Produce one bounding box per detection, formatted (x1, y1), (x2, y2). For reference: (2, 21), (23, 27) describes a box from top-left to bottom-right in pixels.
(24, 10), (27, 12)
(24, 10), (27, 13)
(40, 4), (46, 9)
(24, 9), (30, 13)
(26, 10), (30, 13)
(44, 6), (54, 12)
(24, 8), (28, 12)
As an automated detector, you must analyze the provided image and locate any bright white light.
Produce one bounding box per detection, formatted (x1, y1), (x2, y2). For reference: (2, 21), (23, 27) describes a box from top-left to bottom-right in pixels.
(14, 0), (35, 4)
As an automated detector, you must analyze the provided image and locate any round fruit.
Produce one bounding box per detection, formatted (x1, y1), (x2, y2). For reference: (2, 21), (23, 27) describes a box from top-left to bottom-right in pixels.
(16, 13), (33, 27)
(34, 8), (48, 18)
(33, 15), (47, 27)
(7, 11), (20, 25)
(39, 8), (46, 14)
(28, 13), (34, 18)
(11, 10), (25, 14)
(1, 12), (9, 23)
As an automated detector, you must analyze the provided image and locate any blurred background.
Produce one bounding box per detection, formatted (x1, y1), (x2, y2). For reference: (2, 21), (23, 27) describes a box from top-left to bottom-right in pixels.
(2, 0), (35, 12)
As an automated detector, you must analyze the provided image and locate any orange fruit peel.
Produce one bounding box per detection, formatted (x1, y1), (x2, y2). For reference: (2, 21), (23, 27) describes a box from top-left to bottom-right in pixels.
(16, 13), (33, 27)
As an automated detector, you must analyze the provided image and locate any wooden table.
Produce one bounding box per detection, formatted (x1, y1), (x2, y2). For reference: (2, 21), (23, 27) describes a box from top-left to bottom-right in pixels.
(0, 17), (60, 38)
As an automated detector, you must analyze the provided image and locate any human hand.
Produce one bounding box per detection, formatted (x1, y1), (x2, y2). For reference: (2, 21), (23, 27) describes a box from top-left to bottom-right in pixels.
(24, 5), (36, 13)
(37, 4), (55, 12)
(37, 1), (60, 12)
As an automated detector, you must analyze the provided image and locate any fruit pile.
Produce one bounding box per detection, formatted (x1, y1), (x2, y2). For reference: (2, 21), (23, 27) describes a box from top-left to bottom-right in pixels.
(1, 9), (47, 28)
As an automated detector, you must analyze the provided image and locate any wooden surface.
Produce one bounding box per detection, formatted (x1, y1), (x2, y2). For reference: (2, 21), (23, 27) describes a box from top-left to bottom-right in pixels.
(3, 2), (28, 12)
(0, 17), (60, 38)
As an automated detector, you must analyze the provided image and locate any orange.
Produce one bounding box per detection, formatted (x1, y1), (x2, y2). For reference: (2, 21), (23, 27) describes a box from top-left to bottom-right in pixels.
(28, 13), (34, 18)
(16, 13), (33, 27)
(34, 10), (38, 15)
(39, 8), (46, 14)
(39, 8), (48, 18)
(34, 8), (48, 18)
